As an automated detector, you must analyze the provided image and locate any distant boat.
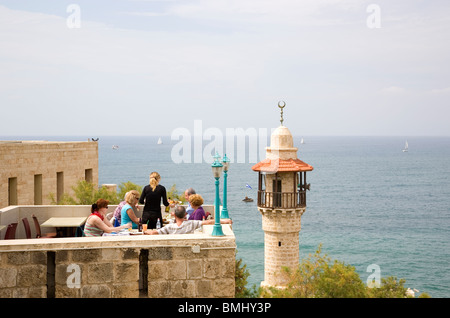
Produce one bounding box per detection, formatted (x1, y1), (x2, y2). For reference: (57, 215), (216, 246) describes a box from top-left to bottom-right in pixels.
(112, 145), (119, 150)
(402, 141), (408, 152)
(157, 137), (162, 145)
(242, 196), (253, 202)
(300, 138), (305, 144)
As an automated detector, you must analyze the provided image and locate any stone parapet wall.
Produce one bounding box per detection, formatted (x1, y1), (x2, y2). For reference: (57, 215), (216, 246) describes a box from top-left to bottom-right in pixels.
(0, 225), (235, 298)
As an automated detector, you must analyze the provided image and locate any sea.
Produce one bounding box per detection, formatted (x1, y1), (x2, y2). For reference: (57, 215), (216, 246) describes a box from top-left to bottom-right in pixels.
(4, 135), (450, 297)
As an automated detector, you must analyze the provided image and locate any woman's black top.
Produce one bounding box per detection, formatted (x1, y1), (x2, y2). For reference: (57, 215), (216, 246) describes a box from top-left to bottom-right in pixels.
(139, 184), (169, 212)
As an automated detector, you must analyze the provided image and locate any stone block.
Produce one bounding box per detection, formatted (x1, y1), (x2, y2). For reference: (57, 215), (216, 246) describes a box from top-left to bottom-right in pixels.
(0, 268), (17, 288)
(7, 252), (30, 265)
(115, 262), (139, 282)
(148, 280), (172, 298)
(102, 248), (120, 261)
(72, 249), (101, 263)
(187, 259), (202, 279)
(112, 282), (139, 298)
(81, 284), (111, 298)
(171, 280), (196, 298)
(29, 286), (47, 298)
(17, 265), (46, 287)
(122, 248), (139, 260)
(222, 258), (235, 278)
(87, 262), (114, 284)
(0, 288), (13, 298)
(148, 261), (169, 280)
(56, 250), (69, 263)
(55, 285), (80, 298)
(173, 246), (207, 259)
(12, 287), (29, 298)
(196, 280), (212, 298)
(31, 251), (47, 265)
(203, 258), (221, 279)
(148, 247), (173, 260)
(167, 260), (186, 280)
(213, 278), (235, 297)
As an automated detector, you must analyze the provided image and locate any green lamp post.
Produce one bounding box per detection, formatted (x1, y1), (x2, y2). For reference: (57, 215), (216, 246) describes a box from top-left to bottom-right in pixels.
(221, 153), (230, 219)
(211, 152), (224, 236)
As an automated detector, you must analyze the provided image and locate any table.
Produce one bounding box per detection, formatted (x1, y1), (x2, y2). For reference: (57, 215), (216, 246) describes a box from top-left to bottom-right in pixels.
(41, 217), (87, 237)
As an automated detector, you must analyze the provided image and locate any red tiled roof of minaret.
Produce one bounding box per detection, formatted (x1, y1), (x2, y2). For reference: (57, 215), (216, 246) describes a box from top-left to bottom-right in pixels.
(251, 158), (313, 173)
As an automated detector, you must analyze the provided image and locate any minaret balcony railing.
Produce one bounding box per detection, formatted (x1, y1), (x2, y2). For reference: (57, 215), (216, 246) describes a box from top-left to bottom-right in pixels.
(257, 190), (306, 209)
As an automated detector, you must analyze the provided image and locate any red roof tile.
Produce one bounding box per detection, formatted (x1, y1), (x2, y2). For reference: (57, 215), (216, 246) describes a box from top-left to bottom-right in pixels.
(251, 158), (313, 172)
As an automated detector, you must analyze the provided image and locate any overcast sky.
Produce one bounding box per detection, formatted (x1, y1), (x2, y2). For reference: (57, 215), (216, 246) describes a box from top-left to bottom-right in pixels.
(1, 0), (449, 137)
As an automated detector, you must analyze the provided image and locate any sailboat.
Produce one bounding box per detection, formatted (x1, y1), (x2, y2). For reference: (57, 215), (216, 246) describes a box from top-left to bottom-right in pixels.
(157, 137), (163, 145)
(300, 137), (305, 144)
(402, 140), (408, 152)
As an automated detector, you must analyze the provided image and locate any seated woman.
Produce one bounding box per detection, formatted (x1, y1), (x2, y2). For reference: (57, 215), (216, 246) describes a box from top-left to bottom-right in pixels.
(84, 199), (131, 237)
(121, 190), (141, 229)
(188, 194), (206, 221)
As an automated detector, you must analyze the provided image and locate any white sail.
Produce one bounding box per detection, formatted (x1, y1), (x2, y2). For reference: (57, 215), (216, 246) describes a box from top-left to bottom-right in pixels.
(157, 137), (162, 145)
(402, 140), (408, 152)
(300, 138), (304, 144)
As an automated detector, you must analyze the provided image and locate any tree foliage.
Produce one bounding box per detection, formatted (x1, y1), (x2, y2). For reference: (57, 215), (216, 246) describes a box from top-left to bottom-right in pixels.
(255, 244), (429, 298)
(49, 180), (142, 205)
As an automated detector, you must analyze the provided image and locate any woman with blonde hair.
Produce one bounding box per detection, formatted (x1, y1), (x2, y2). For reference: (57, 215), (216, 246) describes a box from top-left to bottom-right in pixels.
(139, 172), (172, 229)
(121, 190), (141, 229)
(188, 194), (206, 221)
(84, 199), (131, 237)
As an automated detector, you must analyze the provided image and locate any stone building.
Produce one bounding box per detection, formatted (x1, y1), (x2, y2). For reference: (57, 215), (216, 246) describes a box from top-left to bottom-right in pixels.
(252, 103), (313, 287)
(0, 140), (98, 208)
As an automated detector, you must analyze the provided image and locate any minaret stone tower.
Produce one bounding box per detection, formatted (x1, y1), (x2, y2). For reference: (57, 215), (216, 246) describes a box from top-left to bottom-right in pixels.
(252, 102), (313, 287)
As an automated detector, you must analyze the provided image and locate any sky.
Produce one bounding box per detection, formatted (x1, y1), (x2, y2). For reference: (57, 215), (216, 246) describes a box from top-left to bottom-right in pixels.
(0, 0), (449, 137)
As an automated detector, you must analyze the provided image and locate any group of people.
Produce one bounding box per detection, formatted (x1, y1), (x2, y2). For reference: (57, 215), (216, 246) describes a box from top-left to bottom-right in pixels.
(84, 172), (232, 237)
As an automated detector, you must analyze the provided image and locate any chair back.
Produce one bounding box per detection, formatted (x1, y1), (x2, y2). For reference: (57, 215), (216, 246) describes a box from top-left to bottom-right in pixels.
(4, 223), (18, 240)
(32, 214), (42, 238)
(22, 218), (32, 239)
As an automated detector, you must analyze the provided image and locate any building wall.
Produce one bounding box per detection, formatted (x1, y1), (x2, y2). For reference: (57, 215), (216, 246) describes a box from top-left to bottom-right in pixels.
(0, 140), (98, 208)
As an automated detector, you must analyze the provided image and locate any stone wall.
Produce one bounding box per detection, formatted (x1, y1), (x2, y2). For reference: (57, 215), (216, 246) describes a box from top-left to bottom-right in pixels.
(0, 140), (98, 208)
(0, 226), (235, 298)
(259, 208), (305, 287)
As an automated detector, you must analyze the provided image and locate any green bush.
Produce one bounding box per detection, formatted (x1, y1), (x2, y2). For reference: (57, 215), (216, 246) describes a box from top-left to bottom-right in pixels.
(49, 180), (142, 205)
(256, 244), (429, 298)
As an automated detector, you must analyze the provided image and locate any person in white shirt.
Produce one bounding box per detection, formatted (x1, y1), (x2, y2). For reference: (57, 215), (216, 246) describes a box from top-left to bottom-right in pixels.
(145, 206), (232, 235)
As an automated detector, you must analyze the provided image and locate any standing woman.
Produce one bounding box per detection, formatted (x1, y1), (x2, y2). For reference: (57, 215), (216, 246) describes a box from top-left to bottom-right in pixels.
(139, 172), (172, 229)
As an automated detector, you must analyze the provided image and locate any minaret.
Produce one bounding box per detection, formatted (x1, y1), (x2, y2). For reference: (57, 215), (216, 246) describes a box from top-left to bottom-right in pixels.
(252, 102), (313, 288)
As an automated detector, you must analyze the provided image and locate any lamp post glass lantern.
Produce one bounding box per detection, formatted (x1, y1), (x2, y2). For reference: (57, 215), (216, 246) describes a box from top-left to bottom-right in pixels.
(211, 152), (224, 236)
(221, 154), (230, 219)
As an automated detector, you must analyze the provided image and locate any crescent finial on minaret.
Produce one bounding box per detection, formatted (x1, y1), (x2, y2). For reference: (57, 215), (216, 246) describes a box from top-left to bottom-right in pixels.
(278, 101), (286, 126)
